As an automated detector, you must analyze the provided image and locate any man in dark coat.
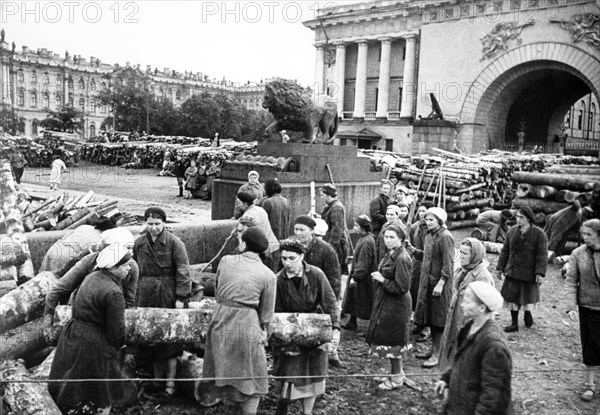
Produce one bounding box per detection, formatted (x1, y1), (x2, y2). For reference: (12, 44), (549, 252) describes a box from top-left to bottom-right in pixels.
(261, 178), (291, 240)
(435, 281), (512, 415)
(369, 180), (393, 238)
(293, 214), (344, 368)
(172, 153), (188, 198)
(320, 184), (350, 275)
(496, 206), (547, 332)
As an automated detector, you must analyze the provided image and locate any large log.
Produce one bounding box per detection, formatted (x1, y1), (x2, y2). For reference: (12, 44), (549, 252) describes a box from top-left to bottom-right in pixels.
(515, 183), (532, 198)
(511, 171), (600, 192)
(52, 207), (91, 231)
(52, 300), (216, 345)
(399, 172), (465, 190)
(269, 313), (333, 348)
(446, 198), (493, 212)
(0, 280), (17, 298)
(0, 234), (30, 267)
(0, 318), (47, 361)
(446, 219), (478, 230)
(0, 271), (57, 333)
(544, 165), (600, 176)
(512, 197), (569, 214)
(0, 360), (62, 415)
(190, 266), (216, 296)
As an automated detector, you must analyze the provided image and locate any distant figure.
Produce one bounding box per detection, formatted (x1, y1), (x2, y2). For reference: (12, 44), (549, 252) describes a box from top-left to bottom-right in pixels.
(210, 132), (220, 148)
(49, 155), (68, 190)
(280, 130), (290, 143)
(475, 209), (513, 243)
(233, 171), (265, 219)
(369, 179), (394, 239)
(10, 150), (26, 184)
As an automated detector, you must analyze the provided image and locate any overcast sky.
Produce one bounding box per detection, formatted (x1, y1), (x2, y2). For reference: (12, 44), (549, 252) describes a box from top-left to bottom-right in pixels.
(1, 1), (366, 86)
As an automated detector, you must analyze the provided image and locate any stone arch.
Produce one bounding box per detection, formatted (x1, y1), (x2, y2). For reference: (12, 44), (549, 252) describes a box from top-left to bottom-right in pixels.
(460, 42), (600, 152)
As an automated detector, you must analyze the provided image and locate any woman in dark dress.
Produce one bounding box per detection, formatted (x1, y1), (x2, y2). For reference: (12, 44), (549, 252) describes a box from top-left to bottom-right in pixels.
(366, 223), (414, 391)
(342, 215), (376, 330)
(49, 236), (136, 414)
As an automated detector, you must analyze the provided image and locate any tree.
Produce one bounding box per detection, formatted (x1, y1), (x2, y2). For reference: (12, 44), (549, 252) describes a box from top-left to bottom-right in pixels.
(179, 92), (221, 137)
(239, 108), (273, 141)
(149, 98), (181, 135)
(0, 104), (21, 135)
(39, 106), (84, 133)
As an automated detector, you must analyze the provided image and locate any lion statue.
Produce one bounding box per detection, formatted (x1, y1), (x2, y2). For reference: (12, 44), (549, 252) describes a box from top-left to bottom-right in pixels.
(262, 79), (338, 144)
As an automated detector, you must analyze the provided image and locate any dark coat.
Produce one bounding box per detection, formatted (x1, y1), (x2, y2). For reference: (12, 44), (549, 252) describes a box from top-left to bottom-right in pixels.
(414, 226), (455, 328)
(409, 220), (428, 309)
(441, 319), (512, 415)
(261, 194), (291, 240)
(305, 236), (342, 298)
(366, 246), (412, 347)
(273, 263), (339, 387)
(49, 270), (136, 410)
(369, 193), (392, 235)
(342, 234), (376, 319)
(321, 199), (349, 271)
(496, 225), (547, 283)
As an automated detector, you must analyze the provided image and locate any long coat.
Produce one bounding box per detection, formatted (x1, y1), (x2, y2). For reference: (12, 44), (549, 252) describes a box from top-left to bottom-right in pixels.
(369, 193), (392, 236)
(39, 225), (101, 273)
(203, 253), (276, 397)
(438, 261), (495, 371)
(441, 319), (512, 415)
(49, 270), (136, 411)
(321, 199), (349, 273)
(133, 229), (191, 359)
(261, 194), (291, 240)
(496, 225), (547, 283)
(409, 220), (427, 310)
(342, 234), (376, 319)
(366, 246), (412, 350)
(273, 263), (339, 388)
(414, 226), (455, 328)
(304, 237), (342, 299)
(377, 220), (409, 264)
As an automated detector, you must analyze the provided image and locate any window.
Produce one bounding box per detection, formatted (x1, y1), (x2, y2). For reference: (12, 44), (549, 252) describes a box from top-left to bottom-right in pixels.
(176, 90), (182, 100)
(68, 93), (74, 107)
(32, 120), (39, 136)
(17, 89), (25, 106)
(30, 91), (37, 107)
(402, 47), (406, 60)
(100, 105), (107, 114)
(375, 88), (379, 111)
(79, 97), (85, 110)
(89, 123), (96, 138)
(43, 92), (50, 108)
(55, 93), (62, 108)
(589, 103), (596, 133)
(78, 78), (85, 91)
(90, 79), (96, 91)
(17, 71), (24, 83)
(31, 72), (37, 84)
(56, 75), (62, 86)
(68, 78), (73, 90)
(100, 81), (107, 90)
(43, 74), (50, 85)
(578, 100), (585, 130)
(398, 87), (403, 111)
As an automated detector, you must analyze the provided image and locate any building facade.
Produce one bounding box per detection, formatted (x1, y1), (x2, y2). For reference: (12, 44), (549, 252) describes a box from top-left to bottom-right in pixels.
(304, 0), (600, 154)
(0, 37), (265, 139)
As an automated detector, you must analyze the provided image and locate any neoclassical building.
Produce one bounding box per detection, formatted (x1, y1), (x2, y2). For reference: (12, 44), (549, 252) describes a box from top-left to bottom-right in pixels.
(304, 0), (600, 153)
(0, 36), (265, 139)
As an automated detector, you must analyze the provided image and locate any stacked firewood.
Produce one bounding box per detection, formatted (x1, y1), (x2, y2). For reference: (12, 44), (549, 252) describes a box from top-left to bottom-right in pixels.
(19, 191), (137, 232)
(1, 134), (78, 168)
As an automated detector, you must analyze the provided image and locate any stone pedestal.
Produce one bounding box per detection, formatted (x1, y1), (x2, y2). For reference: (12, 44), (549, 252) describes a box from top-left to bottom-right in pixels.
(411, 119), (459, 154)
(212, 143), (384, 228)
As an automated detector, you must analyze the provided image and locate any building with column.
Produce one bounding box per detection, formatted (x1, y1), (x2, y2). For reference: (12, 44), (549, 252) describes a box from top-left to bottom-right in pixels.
(0, 36), (265, 139)
(304, 0), (600, 154)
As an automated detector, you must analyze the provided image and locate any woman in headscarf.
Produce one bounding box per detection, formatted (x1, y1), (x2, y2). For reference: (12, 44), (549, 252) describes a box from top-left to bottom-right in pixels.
(341, 215), (376, 330)
(366, 223), (414, 391)
(376, 204), (407, 264)
(438, 238), (495, 371)
(49, 234), (137, 414)
(202, 228), (277, 415)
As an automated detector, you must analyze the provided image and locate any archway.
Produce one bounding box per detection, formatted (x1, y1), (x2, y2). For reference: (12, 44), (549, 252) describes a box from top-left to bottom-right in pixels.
(460, 42), (600, 153)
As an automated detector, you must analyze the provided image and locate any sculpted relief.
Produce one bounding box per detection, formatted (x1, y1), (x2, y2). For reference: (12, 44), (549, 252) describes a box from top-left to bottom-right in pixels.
(480, 21), (536, 61)
(551, 12), (600, 49)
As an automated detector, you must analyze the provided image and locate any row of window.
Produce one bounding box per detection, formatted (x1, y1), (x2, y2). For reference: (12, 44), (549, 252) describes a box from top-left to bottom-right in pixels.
(564, 100), (597, 132)
(16, 89), (108, 113)
(16, 71), (107, 91)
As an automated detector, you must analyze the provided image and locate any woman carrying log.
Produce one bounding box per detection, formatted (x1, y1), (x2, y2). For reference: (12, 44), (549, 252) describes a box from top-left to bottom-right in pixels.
(341, 215), (376, 330)
(133, 207), (191, 396)
(366, 222), (414, 391)
(496, 206), (548, 332)
(202, 228), (276, 414)
(273, 238), (340, 415)
(48, 236), (136, 414)
(565, 219), (600, 402)
(438, 238), (495, 371)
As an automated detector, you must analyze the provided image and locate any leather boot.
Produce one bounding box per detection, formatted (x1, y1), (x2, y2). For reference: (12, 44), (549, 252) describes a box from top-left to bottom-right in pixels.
(524, 311), (534, 328)
(504, 310), (519, 333)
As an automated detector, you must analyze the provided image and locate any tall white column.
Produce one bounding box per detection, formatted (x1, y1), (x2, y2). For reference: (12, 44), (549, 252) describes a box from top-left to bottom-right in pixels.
(334, 42), (346, 117)
(400, 34), (417, 119)
(314, 44), (325, 95)
(376, 38), (392, 119)
(353, 40), (368, 119)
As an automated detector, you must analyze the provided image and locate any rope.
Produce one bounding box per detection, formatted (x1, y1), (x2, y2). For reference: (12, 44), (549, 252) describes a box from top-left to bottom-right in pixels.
(3, 367), (590, 384)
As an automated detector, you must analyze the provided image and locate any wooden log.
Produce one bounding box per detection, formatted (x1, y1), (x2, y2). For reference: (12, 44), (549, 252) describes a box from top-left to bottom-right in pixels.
(471, 229), (489, 241)
(48, 202), (65, 216)
(0, 359), (62, 415)
(0, 271), (58, 333)
(446, 198), (493, 212)
(516, 183), (532, 198)
(531, 185), (557, 199)
(447, 211), (465, 221)
(33, 217), (57, 230)
(417, 190), (462, 203)
(24, 346), (54, 369)
(0, 280), (17, 298)
(269, 313), (333, 348)
(446, 219), (478, 230)
(52, 207), (91, 231)
(52, 300), (216, 345)
(511, 171), (600, 192)
(1, 265), (17, 281)
(466, 208), (481, 218)
(64, 210), (99, 230)
(0, 318), (47, 361)
(454, 182), (488, 194)
(399, 172), (465, 190)
(17, 258), (35, 283)
(75, 190), (95, 208)
(0, 234), (30, 267)
(22, 197), (56, 219)
(31, 349), (56, 379)
(482, 241), (503, 254)
(512, 197), (569, 214)
(544, 165), (600, 176)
